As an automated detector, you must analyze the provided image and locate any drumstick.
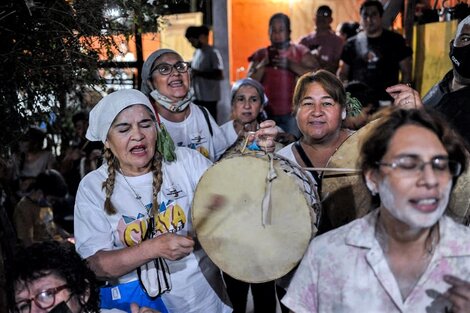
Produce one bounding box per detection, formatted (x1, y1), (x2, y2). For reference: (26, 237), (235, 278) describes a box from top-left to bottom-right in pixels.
(303, 167), (361, 173)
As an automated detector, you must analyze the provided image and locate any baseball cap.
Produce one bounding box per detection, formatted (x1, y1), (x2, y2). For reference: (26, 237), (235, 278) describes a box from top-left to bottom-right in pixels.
(317, 5), (332, 17)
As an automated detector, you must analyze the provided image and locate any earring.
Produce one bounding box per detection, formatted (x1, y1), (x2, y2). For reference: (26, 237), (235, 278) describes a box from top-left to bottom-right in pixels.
(341, 110), (347, 120)
(366, 181), (377, 196)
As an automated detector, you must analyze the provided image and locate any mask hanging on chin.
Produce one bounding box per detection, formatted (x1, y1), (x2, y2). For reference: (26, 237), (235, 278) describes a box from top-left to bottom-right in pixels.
(150, 88), (195, 113)
(449, 43), (470, 79)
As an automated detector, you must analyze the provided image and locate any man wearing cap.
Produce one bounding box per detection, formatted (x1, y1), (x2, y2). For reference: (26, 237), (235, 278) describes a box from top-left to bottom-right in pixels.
(338, 0), (412, 105)
(298, 5), (344, 74)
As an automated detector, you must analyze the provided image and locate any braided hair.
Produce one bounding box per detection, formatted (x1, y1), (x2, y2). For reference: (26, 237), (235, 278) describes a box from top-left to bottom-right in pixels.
(101, 146), (164, 215)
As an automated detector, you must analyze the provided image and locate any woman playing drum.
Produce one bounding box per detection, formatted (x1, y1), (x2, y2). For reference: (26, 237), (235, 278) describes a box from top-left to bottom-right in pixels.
(276, 70), (355, 232)
(282, 108), (470, 312)
(74, 89), (231, 313)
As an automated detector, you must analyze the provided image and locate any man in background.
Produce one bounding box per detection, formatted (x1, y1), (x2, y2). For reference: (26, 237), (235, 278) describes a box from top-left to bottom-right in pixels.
(298, 5), (344, 74)
(338, 0), (412, 106)
(185, 25), (224, 120)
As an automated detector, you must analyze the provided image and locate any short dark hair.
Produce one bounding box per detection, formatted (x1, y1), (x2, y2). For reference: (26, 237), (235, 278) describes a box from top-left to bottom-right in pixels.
(185, 25), (209, 39)
(339, 21), (360, 39)
(269, 13), (291, 34)
(292, 70), (346, 114)
(8, 241), (100, 313)
(359, 108), (468, 183)
(360, 0), (384, 17)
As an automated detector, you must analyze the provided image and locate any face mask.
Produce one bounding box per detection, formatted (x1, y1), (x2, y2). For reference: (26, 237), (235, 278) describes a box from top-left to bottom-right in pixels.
(449, 43), (470, 78)
(149, 88), (194, 113)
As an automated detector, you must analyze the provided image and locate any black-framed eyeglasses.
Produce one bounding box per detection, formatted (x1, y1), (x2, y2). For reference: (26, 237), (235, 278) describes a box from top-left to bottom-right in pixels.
(376, 155), (462, 178)
(15, 284), (69, 313)
(151, 61), (189, 76)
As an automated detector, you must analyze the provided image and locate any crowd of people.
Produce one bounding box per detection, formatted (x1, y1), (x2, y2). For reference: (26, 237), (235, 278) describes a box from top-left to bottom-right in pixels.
(2, 0), (470, 312)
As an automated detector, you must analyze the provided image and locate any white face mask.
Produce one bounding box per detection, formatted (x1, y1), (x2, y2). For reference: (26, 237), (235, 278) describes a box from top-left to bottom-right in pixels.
(378, 177), (451, 229)
(149, 88), (195, 112)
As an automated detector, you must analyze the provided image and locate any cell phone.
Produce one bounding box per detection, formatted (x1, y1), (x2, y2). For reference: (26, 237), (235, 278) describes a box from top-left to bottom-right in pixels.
(267, 46), (279, 66)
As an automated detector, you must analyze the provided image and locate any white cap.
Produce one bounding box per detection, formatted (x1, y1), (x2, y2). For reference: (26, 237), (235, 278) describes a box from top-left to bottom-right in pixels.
(86, 89), (156, 143)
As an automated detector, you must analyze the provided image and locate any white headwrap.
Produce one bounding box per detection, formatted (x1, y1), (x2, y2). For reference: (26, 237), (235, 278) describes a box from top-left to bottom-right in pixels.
(86, 89), (156, 143)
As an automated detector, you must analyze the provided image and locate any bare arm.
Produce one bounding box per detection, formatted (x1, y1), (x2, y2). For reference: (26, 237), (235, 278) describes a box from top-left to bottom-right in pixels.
(247, 59), (268, 81)
(337, 60), (350, 83)
(399, 56), (412, 84)
(87, 233), (194, 280)
(275, 53), (318, 76)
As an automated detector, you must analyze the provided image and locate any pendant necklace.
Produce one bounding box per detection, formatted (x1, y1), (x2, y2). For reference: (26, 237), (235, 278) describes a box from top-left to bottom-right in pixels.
(120, 170), (148, 211)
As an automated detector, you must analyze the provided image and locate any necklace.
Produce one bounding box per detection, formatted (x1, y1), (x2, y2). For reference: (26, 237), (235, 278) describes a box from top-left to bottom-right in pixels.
(120, 171), (148, 210)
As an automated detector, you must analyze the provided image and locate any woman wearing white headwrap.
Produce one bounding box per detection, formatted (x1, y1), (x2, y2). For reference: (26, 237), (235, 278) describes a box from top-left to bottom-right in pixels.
(140, 48), (277, 162)
(74, 89), (232, 313)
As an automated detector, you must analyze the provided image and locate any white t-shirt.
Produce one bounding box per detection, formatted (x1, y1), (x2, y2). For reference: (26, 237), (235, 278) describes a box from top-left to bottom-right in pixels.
(220, 120), (238, 145)
(161, 103), (228, 162)
(74, 147), (231, 313)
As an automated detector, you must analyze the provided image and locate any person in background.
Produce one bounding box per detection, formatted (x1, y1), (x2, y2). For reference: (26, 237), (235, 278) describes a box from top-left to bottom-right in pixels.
(298, 5), (345, 74)
(338, 0), (412, 106)
(384, 15), (470, 149)
(335, 21), (360, 41)
(343, 81), (378, 130)
(220, 77), (284, 313)
(282, 108), (470, 312)
(140, 48), (277, 162)
(421, 14), (470, 148)
(74, 89), (231, 313)
(221, 78), (294, 149)
(13, 169), (71, 246)
(60, 111), (103, 198)
(247, 13), (318, 139)
(185, 25), (224, 120)
(12, 126), (57, 198)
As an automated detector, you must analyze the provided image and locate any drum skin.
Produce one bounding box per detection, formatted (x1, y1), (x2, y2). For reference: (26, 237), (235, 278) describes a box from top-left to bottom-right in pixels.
(322, 119), (470, 228)
(446, 164), (470, 225)
(321, 121), (376, 229)
(192, 154), (314, 283)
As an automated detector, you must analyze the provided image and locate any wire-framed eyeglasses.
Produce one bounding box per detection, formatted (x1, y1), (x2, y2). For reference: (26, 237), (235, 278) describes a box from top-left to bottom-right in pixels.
(151, 61), (189, 76)
(376, 155), (462, 178)
(15, 284), (69, 313)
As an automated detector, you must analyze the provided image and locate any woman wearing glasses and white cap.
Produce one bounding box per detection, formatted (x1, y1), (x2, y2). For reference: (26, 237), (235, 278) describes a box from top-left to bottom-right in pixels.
(73, 89), (231, 313)
(282, 108), (470, 312)
(140, 48), (277, 163)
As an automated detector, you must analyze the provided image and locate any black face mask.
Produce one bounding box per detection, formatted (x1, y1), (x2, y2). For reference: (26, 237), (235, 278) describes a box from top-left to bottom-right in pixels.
(49, 301), (73, 313)
(449, 42), (470, 78)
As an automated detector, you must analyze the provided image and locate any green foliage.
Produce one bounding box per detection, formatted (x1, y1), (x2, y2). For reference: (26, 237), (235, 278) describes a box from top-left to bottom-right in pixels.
(0, 0), (183, 156)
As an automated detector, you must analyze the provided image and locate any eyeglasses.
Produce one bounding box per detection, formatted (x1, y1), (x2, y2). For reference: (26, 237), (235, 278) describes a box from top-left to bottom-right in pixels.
(151, 61), (189, 76)
(15, 284), (69, 313)
(376, 156), (462, 178)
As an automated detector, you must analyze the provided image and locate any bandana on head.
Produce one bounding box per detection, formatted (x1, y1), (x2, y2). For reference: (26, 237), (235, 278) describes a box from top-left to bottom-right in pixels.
(86, 89), (156, 143)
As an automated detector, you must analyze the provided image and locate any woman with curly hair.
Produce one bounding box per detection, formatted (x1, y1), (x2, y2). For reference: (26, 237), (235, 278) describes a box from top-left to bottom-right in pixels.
(9, 240), (100, 313)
